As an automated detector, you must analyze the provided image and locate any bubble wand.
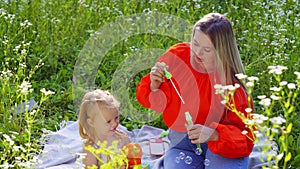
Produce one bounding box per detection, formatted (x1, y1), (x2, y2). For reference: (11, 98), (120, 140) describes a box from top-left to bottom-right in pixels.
(162, 62), (202, 155)
(161, 63), (185, 104)
(185, 112), (202, 155)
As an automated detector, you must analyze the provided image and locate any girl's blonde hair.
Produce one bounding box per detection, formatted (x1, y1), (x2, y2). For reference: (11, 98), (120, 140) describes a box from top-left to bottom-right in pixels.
(78, 89), (120, 139)
(192, 13), (245, 88)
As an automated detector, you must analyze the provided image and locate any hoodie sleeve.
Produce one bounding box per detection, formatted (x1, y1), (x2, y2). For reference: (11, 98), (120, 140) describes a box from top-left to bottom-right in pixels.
(207, 87), (255, 158)
(135, 43), (188, 113)
(136, 74), (172, 113)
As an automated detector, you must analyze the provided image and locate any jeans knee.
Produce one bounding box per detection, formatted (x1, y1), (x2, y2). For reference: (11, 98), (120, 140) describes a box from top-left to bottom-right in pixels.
(205, 149), (249, 169)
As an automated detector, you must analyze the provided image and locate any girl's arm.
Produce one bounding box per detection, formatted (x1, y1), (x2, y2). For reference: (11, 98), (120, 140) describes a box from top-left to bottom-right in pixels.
(82, 142), (98, 168)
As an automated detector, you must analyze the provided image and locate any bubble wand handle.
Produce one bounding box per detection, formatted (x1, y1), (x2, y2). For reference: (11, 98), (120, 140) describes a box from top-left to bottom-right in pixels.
(161, 63), (202, 155)
(185, 112), (202, 150)
(161, 62), (185, 104)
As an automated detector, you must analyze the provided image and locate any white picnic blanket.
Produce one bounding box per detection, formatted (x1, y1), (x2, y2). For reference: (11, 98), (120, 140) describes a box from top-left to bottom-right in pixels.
(35, 121), (274, 169)
(35, 121), (167, 169)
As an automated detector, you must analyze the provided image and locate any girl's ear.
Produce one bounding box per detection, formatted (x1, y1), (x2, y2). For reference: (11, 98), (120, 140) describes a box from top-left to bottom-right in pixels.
(87, 118), (94, 127)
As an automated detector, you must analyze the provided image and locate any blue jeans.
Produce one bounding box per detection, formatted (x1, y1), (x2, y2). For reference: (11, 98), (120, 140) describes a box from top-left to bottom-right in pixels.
(163, 130), (249, 169)
(205, 149), (249, 169)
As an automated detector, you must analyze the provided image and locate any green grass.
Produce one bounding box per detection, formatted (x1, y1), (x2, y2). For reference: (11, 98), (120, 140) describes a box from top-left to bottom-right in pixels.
(0, 0), (299, 168)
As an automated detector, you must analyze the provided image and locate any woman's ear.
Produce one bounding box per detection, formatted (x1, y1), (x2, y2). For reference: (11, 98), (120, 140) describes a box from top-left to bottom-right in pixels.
(87, 118), (94, 127)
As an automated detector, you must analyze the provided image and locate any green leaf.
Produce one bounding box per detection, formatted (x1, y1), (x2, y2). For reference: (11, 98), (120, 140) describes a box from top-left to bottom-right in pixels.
(284, 152), (291, 162)
(288, 135), (294, 145)
(294, 154), (300, 163)
(284, 101), (290, 109)
(287, 105), (294, 114)
(286, 123), (293, 133)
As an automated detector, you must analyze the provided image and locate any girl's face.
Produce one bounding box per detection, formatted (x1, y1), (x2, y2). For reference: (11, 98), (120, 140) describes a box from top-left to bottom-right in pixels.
(190, 30), (216, 73)
(89, 106), (120, 141)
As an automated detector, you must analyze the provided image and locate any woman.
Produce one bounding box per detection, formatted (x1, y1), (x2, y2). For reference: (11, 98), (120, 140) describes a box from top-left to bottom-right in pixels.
(136, 13), (254, 169)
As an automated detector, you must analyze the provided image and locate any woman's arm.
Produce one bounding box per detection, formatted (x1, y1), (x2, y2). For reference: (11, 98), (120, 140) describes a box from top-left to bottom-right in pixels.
(136, 74), (172, 113)
(207, 87), (255, 158)
(136, 43), (188, 113)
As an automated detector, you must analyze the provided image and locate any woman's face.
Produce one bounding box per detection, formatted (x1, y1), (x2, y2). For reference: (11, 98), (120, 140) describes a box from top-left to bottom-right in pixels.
(190, 30), (216, 73)
(89, 106), (120, 140)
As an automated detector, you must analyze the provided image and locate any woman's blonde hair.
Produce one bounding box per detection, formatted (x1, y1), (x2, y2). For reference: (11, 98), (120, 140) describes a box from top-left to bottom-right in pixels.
(192, 13), (245, 87)
(78, 89), (120, 139)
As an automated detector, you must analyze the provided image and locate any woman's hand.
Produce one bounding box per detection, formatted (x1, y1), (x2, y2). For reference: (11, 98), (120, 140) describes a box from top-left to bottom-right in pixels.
(186, 124), (219, 144)
(150, 62), (167, 91)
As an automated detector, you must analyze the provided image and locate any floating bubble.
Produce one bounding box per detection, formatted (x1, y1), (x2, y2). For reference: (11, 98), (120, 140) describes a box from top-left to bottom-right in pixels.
(194, 147), (202, 155)
(175, 156), (181, 163)
(204, 159), (210, 166)
(178, 152), (186, 160)
(184, 155), (193, 165)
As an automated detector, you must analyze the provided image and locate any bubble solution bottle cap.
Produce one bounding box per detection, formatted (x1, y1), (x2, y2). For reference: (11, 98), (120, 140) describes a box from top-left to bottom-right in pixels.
(122, 143), (142, 169)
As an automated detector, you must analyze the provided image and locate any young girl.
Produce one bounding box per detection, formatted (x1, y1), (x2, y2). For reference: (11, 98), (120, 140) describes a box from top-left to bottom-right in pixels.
(78, 89), (130, 168)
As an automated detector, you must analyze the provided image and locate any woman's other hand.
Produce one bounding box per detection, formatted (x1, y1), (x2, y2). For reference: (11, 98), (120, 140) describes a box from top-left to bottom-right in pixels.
(186, 124), (219, 144)
(150, 62), (167, 91)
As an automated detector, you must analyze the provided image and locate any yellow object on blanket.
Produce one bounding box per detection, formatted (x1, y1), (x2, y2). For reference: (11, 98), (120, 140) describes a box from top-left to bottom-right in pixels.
(142, 163), (150, 169)
(122, 143), (143, 169)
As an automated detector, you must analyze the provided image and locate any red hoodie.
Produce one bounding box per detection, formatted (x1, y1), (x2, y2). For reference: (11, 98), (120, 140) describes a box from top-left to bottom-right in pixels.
(136, 43), (254, 158)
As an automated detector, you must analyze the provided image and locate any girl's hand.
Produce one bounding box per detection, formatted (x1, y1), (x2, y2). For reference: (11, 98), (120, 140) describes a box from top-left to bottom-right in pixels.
(120, 163), (127, 169)
(186, 124), (219, 144)
(150, 62), (167, 91)
(112, 130), (130, 148)
(119, 135), (130, 147)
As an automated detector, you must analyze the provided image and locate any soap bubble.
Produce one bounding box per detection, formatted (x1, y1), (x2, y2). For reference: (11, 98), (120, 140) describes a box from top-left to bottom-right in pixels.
(175, 156), (181, 163)
(175, 152), (185, 163)
(204, 159), (210, 166)
(178, 152), (186, 160)
(194, 147), (202, 155)
(184, 155), (193, 165)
